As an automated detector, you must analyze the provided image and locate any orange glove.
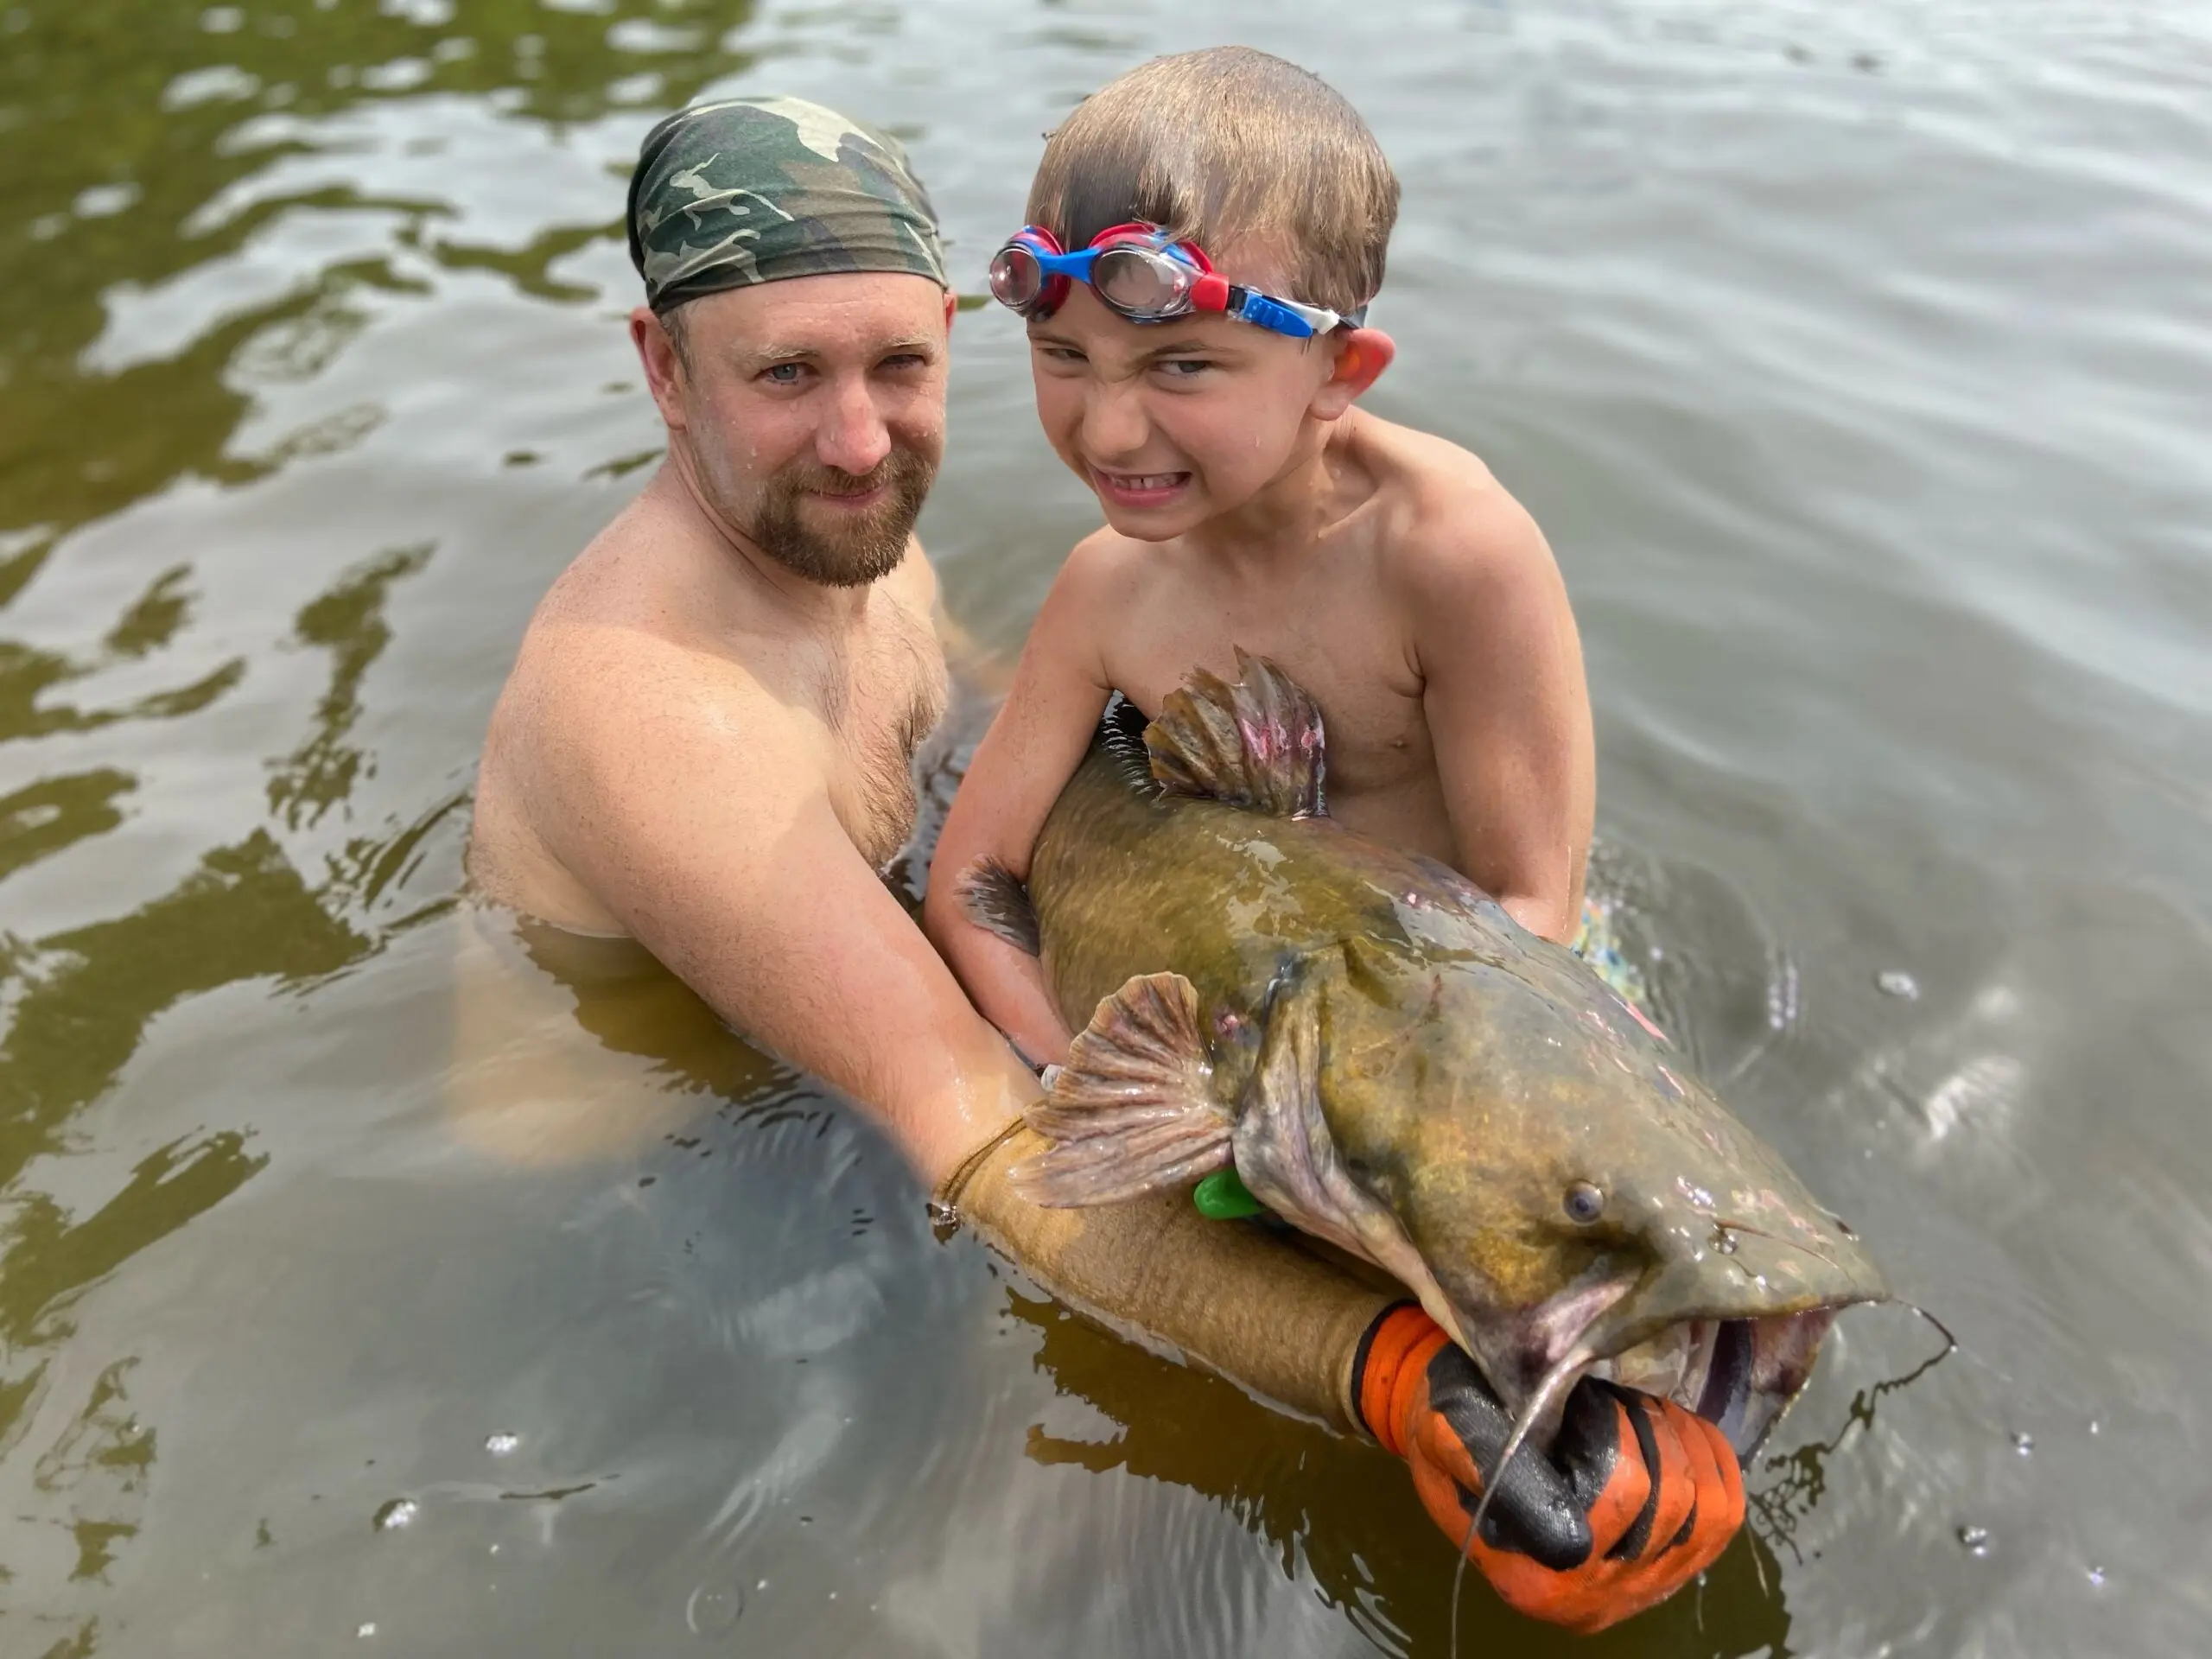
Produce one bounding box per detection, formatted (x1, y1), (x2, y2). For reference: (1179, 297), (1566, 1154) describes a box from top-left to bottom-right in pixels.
(1354, 1305), (1745, 1633)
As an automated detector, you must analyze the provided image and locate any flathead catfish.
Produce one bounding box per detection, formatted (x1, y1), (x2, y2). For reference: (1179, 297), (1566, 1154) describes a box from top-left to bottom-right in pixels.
(959, 652), (1887, 1456)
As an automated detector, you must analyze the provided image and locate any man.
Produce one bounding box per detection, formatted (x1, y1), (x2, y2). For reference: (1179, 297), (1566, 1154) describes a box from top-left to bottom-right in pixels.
(467, 96), (1740, 1632)
(470, 94), (1031, 1182)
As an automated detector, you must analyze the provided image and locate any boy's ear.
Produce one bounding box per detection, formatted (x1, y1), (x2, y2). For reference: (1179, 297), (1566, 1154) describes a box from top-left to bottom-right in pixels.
(1311, 327), (1395, 420)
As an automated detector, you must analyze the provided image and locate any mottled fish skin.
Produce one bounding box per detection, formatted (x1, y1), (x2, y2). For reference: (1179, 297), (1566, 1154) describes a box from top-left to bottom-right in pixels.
(1013, 675), (1886, 1450)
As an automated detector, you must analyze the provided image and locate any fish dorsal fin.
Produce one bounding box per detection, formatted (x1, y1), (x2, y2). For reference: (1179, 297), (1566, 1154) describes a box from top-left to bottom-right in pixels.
(1144, 648), (1326, 817)
(1010, 971), (1232, 1206)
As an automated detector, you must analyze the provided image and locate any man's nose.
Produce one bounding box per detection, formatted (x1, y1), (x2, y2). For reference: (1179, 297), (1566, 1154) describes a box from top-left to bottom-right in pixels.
(1079, 378), (1149, 461)
(816, 374), (893, 475)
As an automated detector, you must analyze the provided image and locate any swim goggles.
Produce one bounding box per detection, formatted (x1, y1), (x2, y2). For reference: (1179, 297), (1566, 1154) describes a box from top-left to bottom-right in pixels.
(988, 222), (1364, 340)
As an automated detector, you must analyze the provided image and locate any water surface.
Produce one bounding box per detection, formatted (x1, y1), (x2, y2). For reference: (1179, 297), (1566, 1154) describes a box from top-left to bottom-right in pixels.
(3, 1), (2209, 1653)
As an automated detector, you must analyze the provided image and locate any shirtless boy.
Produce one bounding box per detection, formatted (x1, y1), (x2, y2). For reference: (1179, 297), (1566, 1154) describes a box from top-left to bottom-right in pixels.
(927, 48), (1595, 1072)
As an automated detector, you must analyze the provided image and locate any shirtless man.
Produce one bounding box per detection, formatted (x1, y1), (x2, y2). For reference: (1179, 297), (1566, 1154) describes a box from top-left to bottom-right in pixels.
(465, 95), (1739, 1634)
(469, 95), (1033, 1181)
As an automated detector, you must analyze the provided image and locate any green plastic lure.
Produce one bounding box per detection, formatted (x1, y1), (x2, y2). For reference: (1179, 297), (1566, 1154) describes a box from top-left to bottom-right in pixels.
(1192, 1167), (1267, 1220)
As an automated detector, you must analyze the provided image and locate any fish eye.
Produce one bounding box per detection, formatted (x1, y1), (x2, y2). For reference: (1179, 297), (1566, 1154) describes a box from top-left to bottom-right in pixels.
(1563, 1181), (1606, 1224)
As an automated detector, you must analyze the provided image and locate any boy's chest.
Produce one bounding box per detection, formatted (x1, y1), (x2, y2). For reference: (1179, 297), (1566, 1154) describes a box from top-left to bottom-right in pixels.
(1106, 580), (1436, 800)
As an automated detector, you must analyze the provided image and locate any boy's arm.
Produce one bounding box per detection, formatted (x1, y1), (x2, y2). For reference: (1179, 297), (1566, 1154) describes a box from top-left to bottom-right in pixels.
(1408, 491), (1595, 944)
(924, 546), (1119, 1066)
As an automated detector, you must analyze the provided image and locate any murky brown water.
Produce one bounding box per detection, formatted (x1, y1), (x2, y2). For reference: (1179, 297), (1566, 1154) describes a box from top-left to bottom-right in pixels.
(3, 1), (2209, 1654)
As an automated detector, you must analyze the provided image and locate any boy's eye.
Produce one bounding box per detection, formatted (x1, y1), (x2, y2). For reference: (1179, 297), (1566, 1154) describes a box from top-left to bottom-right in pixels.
(1154, 358), (1215, 378)
(1037, 345), (1087, 365)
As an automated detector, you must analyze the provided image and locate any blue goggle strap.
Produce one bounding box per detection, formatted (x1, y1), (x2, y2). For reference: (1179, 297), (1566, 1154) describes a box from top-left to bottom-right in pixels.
(1227, 288), (1328, 340)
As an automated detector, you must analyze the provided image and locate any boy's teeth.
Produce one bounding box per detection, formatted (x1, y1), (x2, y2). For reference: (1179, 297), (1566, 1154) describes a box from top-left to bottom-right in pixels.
(1113, 473), (1182, 490)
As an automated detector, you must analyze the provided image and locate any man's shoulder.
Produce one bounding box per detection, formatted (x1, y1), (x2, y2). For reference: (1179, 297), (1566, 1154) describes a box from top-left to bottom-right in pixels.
(500, 529), (791, 778)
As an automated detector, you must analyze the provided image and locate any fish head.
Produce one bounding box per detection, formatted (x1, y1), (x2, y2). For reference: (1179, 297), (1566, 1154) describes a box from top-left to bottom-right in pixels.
(1273, 941), (1887, 1455)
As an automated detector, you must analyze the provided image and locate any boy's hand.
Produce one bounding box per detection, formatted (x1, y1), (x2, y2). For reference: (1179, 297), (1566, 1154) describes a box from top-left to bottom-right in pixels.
(1355, 1306), (1744, 1633)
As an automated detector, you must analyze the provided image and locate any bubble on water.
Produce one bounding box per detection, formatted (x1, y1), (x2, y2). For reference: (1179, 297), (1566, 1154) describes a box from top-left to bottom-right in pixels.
(1877, 969), (1920, 1000)
(685, 1583), (744, 1637)
(1957, 1524), (1990, 1556)
(485, 1432), (520, 1456)
(357, 1623), (378, 1639)
(2012, 1431), (2034, 1456)
(1711, 1226), (1739, 1255)
(2088, 1419), (2101, 1435)
(2087, 1565), (2107, 1587)
(372, 1498), (419, 1533)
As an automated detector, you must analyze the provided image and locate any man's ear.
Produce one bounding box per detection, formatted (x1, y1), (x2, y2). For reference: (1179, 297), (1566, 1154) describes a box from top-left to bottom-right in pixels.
(944, 289), (958, 331)
(629, 304), (689, 431)
(1310, 327), (1395, 421)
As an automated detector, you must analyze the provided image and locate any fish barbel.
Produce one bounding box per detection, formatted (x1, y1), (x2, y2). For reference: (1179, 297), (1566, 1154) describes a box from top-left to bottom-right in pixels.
(959, 652), (1887, 1454)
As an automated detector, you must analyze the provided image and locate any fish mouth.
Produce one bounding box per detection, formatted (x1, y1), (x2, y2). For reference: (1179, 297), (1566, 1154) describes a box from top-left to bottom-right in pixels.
(1462, 1213), (1890, 1458)
(1583, 1309), (1837, 1457)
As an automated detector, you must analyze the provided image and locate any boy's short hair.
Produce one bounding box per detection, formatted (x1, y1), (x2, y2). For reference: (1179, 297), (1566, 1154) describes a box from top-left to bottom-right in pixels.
(1025, 48), (1398, 319)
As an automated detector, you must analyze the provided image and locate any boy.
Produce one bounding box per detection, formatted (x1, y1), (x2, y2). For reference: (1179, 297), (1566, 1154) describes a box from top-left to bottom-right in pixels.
(925, 47), (1594, 1070)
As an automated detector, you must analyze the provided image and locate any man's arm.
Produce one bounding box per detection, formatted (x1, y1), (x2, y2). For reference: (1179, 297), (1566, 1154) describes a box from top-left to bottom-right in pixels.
(923, 543), (1121, 1068)
(1407, 489), (1594, 944)
(529, 631), (1035, 1183)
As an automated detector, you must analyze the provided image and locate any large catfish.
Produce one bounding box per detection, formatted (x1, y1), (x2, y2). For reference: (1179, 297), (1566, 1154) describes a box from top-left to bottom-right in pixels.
(960, 652), (1887, 1456)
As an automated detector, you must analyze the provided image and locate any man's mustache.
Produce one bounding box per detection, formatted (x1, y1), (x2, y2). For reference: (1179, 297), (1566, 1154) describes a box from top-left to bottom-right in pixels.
(781, 452), (927, 500)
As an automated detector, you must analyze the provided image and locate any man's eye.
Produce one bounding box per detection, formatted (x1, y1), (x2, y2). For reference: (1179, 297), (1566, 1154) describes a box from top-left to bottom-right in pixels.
(879, 353), (928, 372)
(761, 362), (808, 385)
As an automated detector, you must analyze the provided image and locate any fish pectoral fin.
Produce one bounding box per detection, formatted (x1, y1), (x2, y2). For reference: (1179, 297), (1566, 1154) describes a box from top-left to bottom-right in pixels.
(955, 855), (1040, 956)
(1143, 647), (1326, 817)
(1011, 971), (1232, 1206)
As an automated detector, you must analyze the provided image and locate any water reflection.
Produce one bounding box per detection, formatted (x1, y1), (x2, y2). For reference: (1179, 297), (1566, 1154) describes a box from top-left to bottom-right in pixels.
(0, 0), (758, 537)
(267, 543), (431, 829)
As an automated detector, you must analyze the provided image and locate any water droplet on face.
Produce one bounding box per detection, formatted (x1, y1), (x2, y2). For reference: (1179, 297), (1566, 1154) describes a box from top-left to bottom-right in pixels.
(372, 1499), (418, 1533)
(685, 1583), (744, 1636)
(485, 1432), (520, 1456)
(1877, 969), (1920, 1000)
(2012, 1431), (2033, 1456)
(1957, 1524), (1990, 1555)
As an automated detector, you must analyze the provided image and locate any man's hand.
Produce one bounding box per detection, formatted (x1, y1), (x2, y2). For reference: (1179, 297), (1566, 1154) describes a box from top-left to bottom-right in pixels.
(1355, 1306), (1744, 1633)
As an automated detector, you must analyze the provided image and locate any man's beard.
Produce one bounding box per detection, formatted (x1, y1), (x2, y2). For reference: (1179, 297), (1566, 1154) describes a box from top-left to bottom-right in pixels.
(738, 448), (936, 588)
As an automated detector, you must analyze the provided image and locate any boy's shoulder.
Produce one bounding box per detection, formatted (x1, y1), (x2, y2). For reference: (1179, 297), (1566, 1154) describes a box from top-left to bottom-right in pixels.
(1352, 415), (1554, 599)
(1047, 521), (1170, 607)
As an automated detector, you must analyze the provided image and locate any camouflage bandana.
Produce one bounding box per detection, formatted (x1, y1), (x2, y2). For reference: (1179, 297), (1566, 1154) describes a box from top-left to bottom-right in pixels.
(626, 95), (948, 311)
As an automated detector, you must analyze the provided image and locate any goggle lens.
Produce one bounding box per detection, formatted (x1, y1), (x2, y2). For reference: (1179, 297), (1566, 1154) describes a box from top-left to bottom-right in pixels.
(988, 245), (1046, 313)
(1091, 245), (1194, 319)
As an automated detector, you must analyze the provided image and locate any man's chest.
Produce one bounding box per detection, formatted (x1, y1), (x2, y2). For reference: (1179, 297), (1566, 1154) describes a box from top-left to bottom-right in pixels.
(810, 600), (949, 867)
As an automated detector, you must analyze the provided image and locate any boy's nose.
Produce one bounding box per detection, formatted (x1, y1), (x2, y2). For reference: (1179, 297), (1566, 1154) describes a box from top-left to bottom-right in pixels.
(816, 374), (893, 475)
(1078, 379), (1151, 461)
